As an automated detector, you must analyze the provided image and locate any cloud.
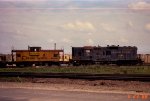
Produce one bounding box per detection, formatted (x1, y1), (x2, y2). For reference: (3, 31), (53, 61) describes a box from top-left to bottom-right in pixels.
(87, 32), (93, 35)
(62, 21), (96, 31)
(100, 23), (116, 32)
(87, 38), (94, 45)
(119, 38), (128, 43)
(104, 39), (112, 45)
(128, 1), (150, 10)
(47, 39), (54, 43)
(61, 38), (72, 43)
(145, 23), (150, 31)
(128, 21), (133, 27)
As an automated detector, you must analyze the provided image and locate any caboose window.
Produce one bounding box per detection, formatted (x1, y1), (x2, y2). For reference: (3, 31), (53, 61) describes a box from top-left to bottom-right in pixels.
(65, 56), (67, 59)
(54, 54), (58, 57)
(17, 54), (21, 57)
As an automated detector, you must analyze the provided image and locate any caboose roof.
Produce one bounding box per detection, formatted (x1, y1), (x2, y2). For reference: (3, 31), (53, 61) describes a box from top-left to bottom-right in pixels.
(12, 50), (63, 52)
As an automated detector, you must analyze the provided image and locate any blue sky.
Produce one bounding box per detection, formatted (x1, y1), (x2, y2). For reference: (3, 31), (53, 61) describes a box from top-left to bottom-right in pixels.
(0, 0), (150, 54)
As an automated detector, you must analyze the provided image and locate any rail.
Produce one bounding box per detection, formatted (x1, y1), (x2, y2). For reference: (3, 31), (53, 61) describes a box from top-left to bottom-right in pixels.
(0, 72), (150, 81)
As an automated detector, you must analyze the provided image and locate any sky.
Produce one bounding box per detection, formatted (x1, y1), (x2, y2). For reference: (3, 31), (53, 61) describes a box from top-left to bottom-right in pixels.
(0, 0), (150, 54)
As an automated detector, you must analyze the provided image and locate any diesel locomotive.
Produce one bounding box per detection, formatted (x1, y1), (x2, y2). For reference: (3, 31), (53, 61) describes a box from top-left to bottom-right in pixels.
(72, 45), (142, 66)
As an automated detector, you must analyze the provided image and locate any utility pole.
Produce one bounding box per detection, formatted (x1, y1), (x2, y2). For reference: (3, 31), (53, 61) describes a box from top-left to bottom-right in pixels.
(54, 43), (56, 50)
(11, 46), (14, 62)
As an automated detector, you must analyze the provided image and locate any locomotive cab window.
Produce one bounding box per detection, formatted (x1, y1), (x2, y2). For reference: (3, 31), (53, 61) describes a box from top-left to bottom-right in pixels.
(85, 50), (91, 53)
(85, 50), (91, 56)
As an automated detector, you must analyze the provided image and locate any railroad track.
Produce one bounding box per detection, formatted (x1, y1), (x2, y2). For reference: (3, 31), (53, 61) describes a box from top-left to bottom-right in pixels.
(0, 72), (150, 81)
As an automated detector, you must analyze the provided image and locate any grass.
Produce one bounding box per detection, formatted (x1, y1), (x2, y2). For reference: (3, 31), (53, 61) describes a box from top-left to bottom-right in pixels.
(0, 65), (150, 74)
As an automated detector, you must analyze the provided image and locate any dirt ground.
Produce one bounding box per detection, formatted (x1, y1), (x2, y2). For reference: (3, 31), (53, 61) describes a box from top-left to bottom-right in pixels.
(0, 78), (150, 94)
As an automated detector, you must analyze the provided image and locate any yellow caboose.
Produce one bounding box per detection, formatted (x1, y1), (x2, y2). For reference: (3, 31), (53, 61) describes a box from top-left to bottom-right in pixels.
(12, 46), (63, 66)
